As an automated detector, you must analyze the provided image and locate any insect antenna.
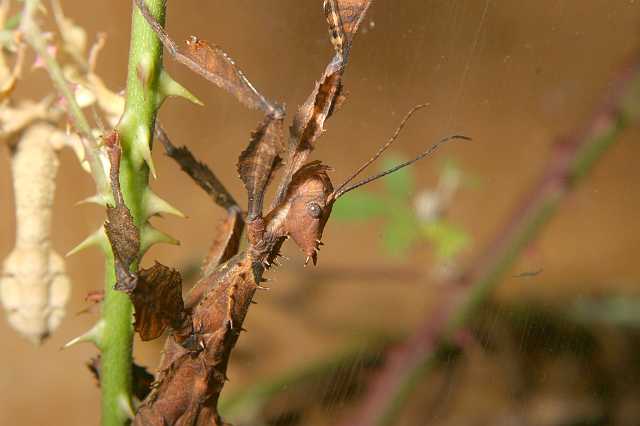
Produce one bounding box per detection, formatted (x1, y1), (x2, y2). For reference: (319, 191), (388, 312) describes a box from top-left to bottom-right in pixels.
(332, 132), (470, 199)
(332, 103), (430, 197)
(331, 104), (471, 199)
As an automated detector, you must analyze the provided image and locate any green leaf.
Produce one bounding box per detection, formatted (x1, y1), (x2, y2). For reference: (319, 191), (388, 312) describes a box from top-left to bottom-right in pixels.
(421, 220), (470, 260)
(440, 158), (461, 180)
(332, 192), (388, 221)
(382, 156), (413, 199)
(571, 297), (640, 328)
(382, 207), (419, 256)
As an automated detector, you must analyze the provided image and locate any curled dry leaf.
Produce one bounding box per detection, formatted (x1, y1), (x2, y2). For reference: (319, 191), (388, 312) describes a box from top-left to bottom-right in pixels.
(135, 255), (259, 426)
(103, 132), (140, 287)
(329, 0), (373, 50)
(273, 57), (343, 207)
(184, 37), (281, 116)
(200, 209), (245, 279)
(118, 262), (185, 342)
(135, 0), (282, 117)
(273, 0), (372, 206)
(237, 116), (285, 221)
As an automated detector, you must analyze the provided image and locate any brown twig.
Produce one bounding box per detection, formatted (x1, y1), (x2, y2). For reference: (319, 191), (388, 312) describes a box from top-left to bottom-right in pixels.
(155, 125), (240, 212)
(338, 52), (640, 426)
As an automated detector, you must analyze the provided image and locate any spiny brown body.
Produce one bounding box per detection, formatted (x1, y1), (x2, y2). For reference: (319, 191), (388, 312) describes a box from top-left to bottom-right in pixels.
(127, 1), (464, 425)
(323, 0), (345, 55)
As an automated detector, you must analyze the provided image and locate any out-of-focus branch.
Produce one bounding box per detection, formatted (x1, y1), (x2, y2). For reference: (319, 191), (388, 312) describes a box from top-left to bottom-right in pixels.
(19, 0), (109, 198)
(220, 337), (394, 424)
(340, 54), (640, 426)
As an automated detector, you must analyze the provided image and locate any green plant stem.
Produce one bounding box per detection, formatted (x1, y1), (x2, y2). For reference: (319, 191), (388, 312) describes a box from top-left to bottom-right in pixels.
(100, 1), (166, 424)
(339, 55), (640, 426)
(20, 0), (109, 198)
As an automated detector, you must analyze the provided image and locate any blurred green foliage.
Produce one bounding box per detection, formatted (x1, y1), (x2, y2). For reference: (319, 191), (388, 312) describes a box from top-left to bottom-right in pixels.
(332, 156), (471, 260)
(571, 296), (640, 328)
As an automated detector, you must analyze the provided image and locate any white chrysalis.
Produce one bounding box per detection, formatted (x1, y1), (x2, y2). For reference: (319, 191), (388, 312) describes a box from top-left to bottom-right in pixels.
(1, 123), (71, 344)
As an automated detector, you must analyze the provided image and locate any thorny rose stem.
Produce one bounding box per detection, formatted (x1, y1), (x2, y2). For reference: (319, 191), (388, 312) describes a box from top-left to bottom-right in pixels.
(102, 0), (166, 424)
(20, 0), (110, 200)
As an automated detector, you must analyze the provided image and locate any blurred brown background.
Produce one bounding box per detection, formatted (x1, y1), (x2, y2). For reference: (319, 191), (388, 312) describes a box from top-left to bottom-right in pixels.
(1, 1), (640, 425)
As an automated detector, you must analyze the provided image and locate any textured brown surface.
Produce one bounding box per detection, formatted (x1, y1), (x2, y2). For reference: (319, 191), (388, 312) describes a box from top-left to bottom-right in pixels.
(128, 262), (184, 342)
(237, 116), (284, 220)
(1, 1), (640, 425)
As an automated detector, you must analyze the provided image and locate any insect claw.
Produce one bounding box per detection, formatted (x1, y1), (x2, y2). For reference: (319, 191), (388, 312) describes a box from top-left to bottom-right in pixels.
(227, 318), (234, 330)
(250, 300), (258, 305)
(304, 256), (311, 267)
(316, 240), (324, 246)
(256, 284), (270, 291)
(312, 251), (318, 266)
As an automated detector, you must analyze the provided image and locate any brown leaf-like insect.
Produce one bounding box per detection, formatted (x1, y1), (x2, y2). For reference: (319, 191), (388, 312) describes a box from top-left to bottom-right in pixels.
(269, 105), (469, 265)
(323, 0), (374, 57)
(103, 132), (140, 287)
(132, 1), (469, 424)
(237, 115), (285, 224)
(116, 262), (184, 341)
(131, 0), (281, 117)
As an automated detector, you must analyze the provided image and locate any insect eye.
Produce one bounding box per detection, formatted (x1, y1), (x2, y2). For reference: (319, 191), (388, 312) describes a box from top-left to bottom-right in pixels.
(306, 202), (322, 219)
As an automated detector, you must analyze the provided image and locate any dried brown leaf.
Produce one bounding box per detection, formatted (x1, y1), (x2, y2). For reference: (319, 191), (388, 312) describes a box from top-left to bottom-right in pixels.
(272, 0), (372, 207)
(156, 125), (239, 211)
(104, 133), (139, 286)
(238, 116), (284, 220)
(273, 60), (343, 207)
(134, 256), (258, 426)
(334, 0), (373, 48)
(183, 37), (279, 114)
(119, 262), (185, 342)
(182, 37), (282, 116)
(201, 209), (244, 278)
(135, 0), (282, 117)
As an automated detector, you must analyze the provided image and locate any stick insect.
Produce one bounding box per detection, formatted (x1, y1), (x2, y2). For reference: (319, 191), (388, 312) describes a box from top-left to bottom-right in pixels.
(122, 1), (469, 423)
(0, 124), (71, 345)
(0, 32), (71, 344)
